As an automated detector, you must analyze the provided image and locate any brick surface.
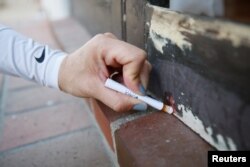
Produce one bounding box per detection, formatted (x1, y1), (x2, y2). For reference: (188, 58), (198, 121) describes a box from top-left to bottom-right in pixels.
(0, 100), (92, 152)
(0, 128), (114, 167)
(115, 111), (214, 167)
(89, 99), (137, 150)
(5, 86), (79, 113)
(89, 99), (114, 151)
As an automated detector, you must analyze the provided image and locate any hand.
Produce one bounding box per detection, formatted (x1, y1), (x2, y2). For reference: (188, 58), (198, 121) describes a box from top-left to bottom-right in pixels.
(58, 33), (152, 112)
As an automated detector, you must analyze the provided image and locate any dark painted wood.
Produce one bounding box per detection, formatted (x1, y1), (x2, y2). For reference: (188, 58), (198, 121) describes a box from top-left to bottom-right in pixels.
(126, 0), (146, 48)
(146, 5), (250, 150)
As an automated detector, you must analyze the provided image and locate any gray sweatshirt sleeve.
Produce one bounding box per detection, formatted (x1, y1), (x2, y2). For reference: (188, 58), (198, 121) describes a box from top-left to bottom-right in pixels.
(0, 24), (67, 89)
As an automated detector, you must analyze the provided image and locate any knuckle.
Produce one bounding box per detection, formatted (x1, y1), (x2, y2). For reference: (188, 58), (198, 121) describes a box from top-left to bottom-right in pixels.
(92, 34), (108, 57)
(104, 32), (114, 36)
(137, 50), (147, 60)
(93, 33), (105, 40)
(100, 44), (108, 57)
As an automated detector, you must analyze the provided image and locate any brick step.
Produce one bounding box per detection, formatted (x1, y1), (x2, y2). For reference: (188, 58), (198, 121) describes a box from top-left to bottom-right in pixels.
(89, 99), (214, 167)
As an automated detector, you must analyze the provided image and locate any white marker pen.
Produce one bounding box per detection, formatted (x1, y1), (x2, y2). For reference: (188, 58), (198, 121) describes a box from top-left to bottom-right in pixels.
(104, 78), (173, 114)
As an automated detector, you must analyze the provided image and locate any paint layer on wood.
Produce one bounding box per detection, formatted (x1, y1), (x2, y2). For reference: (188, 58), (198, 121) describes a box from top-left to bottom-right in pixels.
(149, 4), (250, 53)
(146, 4), (250, 150)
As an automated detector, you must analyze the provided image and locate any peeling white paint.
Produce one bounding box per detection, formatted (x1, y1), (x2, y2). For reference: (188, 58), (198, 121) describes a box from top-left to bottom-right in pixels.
(216, 134), (238, 151)
(149, 31), (169, 54)
(197, 21), (250, 47)
(148, 4), (250, 50)
(149, 8), (193, 53)
(227, 137), (237, 151)
(175, 104), (237, 150)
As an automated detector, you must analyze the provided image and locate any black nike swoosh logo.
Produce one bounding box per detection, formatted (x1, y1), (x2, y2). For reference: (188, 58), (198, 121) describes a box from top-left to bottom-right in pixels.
(35, 48), (45, 63)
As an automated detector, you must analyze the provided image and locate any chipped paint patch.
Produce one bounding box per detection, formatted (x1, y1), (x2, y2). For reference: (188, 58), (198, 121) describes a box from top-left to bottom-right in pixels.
(194, 20), (250, 48)
(149, 7), (193, 53)
(175, 104), (237, 150)
(148, 4), (250, 51)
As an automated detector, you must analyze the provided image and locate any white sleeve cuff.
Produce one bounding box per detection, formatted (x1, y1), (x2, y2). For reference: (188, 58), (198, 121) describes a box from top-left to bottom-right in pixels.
(45, 52), (67, 89)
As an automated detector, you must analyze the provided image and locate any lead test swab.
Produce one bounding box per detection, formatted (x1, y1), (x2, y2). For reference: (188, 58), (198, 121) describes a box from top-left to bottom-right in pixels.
(105, 78), (173, 114)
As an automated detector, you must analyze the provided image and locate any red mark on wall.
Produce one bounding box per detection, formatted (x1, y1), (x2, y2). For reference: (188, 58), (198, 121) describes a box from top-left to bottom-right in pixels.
(163, 91), (177, 113)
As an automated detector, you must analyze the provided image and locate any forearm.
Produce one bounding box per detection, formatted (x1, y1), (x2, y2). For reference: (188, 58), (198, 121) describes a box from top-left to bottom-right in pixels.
(0, 24), (66, 89)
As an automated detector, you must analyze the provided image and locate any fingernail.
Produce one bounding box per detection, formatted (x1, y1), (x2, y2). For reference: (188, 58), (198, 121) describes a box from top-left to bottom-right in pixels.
(139, 84), (146, 95)
(132, 103), (147, 111)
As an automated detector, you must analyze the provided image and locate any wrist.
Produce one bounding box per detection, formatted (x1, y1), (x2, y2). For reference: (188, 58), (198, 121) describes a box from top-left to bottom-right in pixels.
(44, 51), (67, 89)
(58, 54), (70, 92)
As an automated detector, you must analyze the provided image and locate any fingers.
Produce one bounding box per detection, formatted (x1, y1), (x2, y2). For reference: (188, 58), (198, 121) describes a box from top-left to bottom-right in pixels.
(92, 33), (152, 112)
(121, 50), (147, 93)
(98, 34), (150, 93)
(59, 32), (151, 113)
